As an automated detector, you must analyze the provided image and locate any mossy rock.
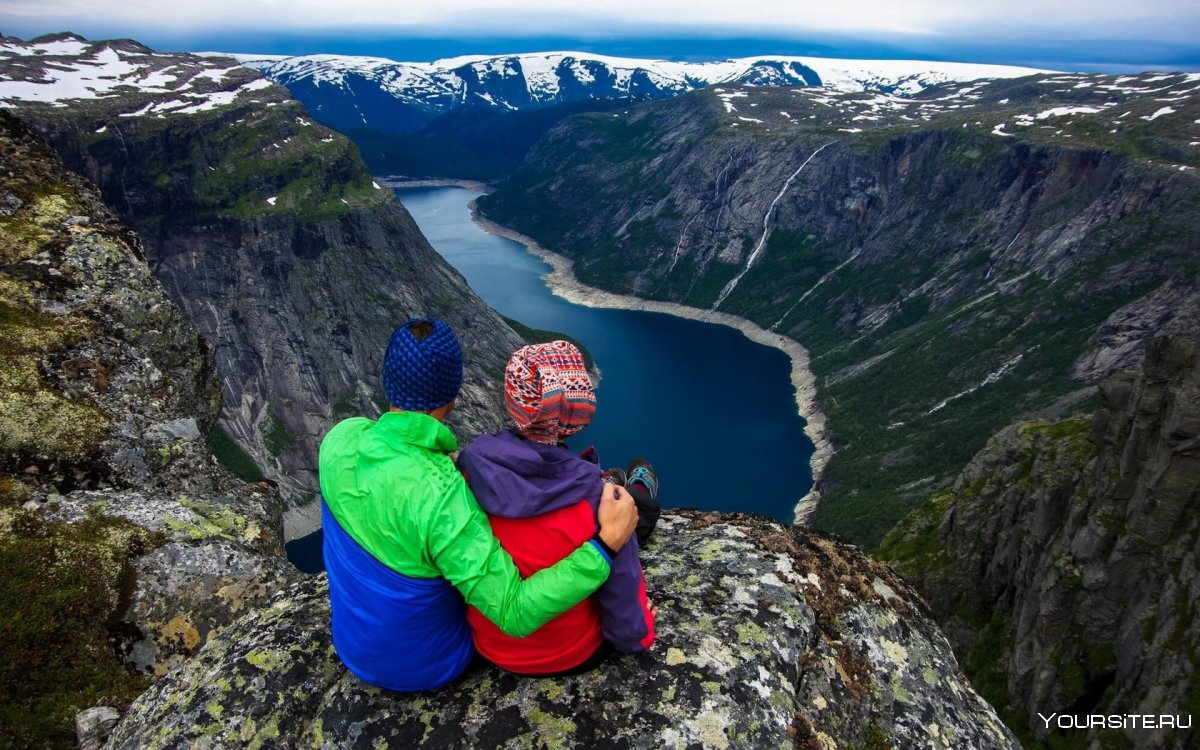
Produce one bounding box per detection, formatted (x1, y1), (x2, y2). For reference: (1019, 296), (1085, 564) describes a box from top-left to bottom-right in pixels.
(0, 508), (165, 747)
(0, 258), (109, 470)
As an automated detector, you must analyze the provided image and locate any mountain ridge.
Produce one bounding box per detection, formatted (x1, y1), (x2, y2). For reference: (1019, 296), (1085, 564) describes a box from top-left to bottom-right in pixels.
(232, 48), (1051, 136)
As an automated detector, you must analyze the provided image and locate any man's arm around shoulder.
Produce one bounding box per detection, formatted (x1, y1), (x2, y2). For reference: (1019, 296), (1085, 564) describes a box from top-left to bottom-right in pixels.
(430, 479), (638, 637)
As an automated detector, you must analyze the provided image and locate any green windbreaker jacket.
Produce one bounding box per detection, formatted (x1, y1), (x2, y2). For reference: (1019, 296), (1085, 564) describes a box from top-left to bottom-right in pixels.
(319, 410), (613, 638)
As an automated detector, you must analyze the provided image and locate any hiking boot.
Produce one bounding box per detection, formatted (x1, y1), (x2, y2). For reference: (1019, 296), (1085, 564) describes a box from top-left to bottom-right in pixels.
(602, 467), (627, 486)
(626, 458), (658, 499)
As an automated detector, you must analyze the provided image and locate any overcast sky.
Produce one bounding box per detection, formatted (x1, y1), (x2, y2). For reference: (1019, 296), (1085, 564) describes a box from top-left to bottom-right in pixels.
(2, 0), (1198, 68)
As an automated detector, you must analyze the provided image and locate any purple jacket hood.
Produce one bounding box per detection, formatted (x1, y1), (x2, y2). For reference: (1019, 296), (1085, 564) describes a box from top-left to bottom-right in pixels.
(458, 429), (603, 519)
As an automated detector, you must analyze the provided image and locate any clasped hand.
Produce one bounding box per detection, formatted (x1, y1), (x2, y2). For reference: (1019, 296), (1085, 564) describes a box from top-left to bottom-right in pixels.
(597, 481), (638, 551)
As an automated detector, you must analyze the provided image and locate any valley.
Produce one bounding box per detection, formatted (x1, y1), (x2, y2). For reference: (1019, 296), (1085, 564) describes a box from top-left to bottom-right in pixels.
(2, 29), (1198, 749)
(475, 72), (1200, 546)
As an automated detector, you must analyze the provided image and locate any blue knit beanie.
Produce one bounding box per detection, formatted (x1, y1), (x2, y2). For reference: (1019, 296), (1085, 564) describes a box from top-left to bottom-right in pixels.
(381, 318), (464, 411)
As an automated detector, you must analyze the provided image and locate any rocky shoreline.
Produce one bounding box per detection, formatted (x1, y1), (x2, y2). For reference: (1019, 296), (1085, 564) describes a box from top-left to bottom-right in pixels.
(282, 500), (323, 543)
(379, 176), (494, 191)
(469, 202), (833, 524)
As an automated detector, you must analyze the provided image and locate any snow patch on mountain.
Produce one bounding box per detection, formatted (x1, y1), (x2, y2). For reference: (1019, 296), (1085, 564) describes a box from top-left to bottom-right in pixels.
(1036, 105), (1109, 120)
(230, 49), (1050, 124)
(0, 36), (280, 115)
(1143, 106), (1177, 121)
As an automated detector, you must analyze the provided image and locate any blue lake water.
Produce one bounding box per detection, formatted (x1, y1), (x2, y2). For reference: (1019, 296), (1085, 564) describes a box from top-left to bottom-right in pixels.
(285, 186), (813, 572)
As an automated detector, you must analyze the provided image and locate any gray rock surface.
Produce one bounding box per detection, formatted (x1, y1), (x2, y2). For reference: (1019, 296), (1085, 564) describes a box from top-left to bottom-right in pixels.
(76, 706), (120, 750)
(0, 108), (297, 683)
(107, 511), (1017, 750)
(1073, 276), (1200, 381)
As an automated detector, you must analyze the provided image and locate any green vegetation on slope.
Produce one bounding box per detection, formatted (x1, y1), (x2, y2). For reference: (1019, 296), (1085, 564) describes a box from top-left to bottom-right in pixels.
(259, 408), (299, 459)
(207, 425), (266, 484)
(24, 96), (393, 226)
(181, 103), (393, 220)
(802, 269), (1144, 547)
(500, 315), (595, 372)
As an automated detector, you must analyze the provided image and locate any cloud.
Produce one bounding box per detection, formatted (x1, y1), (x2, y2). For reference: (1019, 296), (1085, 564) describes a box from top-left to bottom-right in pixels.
(2, 0), (1197, 43)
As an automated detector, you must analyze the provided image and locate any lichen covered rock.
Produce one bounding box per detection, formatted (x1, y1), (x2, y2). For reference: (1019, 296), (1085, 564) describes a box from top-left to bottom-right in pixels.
(0, 107), (299, 743)
(108, 511), (1017, 749)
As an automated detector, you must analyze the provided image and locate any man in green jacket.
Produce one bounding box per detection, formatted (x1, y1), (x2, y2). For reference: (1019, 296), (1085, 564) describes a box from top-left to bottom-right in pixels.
(318, 317), (638, 691)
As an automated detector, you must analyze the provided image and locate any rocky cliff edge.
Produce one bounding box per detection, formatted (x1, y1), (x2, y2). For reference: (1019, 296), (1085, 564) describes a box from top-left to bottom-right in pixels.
(882, 336), (1199, 749)
(0, 108), (298, 745)
(108, 510), (1017, 750)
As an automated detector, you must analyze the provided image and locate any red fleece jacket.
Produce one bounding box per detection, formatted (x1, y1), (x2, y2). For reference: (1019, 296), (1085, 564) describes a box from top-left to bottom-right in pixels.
(467, 499), (655, 674)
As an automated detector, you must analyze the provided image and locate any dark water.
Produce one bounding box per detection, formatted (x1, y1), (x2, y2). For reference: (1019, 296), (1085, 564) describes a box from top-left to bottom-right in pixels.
(286, 529), (324, 574)
(285, 186), (813, 572)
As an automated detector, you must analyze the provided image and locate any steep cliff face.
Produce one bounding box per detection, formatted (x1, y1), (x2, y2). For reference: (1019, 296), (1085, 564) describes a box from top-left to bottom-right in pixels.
(882, 336), (1199, 749)
(0, 110), (297, 745)
(107, 510), (1018, 750)
(478, 74), (1200, 546)
(0, 34), (525, 507)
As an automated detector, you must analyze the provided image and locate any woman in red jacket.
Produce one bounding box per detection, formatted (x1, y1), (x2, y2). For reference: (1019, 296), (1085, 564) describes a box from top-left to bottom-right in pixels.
(457, 340), (659, 675)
